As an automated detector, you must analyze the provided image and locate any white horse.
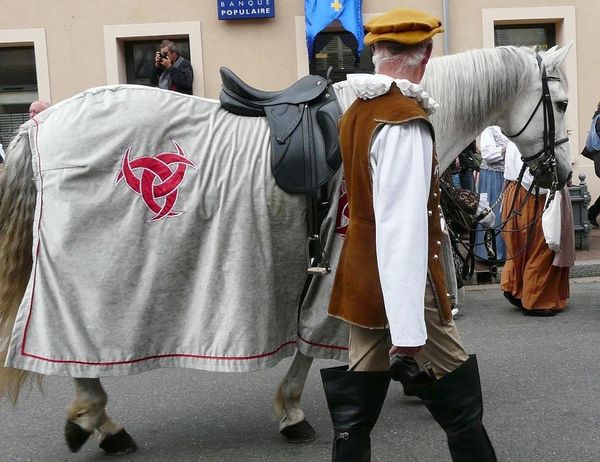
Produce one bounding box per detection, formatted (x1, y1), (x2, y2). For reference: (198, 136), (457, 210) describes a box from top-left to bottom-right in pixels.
(0, 45), (571, 455)
(275, 44), (572, 441)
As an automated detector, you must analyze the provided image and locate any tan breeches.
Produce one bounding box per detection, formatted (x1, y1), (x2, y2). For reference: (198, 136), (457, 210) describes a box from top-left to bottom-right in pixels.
(348, 284), (469, 378)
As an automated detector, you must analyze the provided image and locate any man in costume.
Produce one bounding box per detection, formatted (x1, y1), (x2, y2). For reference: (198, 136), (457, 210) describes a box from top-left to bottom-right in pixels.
(320, 8), (497, 462)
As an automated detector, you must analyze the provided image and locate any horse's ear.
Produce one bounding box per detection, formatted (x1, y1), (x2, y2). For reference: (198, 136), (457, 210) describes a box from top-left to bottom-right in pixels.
(544, 42), (572, 68)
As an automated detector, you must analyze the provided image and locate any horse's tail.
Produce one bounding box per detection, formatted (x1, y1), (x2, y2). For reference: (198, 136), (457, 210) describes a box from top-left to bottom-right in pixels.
(0, 126), (43, 403)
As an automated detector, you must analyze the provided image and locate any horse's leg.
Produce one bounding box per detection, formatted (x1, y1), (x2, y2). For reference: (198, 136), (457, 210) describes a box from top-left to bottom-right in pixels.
(65, 378), (137, 455)
(273, 350), (316, 443)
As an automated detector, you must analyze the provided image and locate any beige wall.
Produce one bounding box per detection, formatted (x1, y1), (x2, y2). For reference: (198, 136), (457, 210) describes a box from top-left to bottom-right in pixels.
(1, 0), (597, 193)
(0, 0), (443, 101)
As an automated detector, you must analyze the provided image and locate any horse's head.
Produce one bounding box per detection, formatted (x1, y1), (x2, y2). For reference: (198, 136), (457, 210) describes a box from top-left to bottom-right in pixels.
(497, 45), (573, 189)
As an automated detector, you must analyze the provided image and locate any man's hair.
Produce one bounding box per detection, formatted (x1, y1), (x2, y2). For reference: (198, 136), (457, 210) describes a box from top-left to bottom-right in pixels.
(160, 39), (179, 55)
(371, 40), (432, 74)
(29, 100), (50, 112)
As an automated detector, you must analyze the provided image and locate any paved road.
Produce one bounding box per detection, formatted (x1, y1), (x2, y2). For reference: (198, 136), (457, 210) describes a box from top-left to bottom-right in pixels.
(1, 278), (599, 461)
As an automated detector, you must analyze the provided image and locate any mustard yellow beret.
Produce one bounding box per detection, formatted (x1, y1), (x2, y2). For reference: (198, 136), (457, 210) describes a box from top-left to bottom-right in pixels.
(364, 8), (444, 46)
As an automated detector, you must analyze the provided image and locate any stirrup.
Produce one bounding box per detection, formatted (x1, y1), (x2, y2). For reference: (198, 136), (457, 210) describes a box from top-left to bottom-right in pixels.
(306, 234), (331, 276)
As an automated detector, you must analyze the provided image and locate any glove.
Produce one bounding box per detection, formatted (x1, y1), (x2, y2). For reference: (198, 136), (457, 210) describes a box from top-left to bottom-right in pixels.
(477, 208), (496, 228)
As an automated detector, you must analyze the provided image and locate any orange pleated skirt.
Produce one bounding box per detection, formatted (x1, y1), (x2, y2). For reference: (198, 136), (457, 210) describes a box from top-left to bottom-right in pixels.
(500, 183), (570, 311)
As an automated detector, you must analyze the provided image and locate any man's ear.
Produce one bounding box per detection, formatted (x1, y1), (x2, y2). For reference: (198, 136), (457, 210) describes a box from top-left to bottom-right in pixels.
(422, 42), (433, 65)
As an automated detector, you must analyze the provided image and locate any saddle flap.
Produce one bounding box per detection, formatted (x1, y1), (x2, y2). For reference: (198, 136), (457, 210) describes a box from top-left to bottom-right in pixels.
(269, 91), (342, 194)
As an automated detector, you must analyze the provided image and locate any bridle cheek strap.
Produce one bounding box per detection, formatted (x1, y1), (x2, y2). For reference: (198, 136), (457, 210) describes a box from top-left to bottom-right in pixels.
(504, 53), (568, 194)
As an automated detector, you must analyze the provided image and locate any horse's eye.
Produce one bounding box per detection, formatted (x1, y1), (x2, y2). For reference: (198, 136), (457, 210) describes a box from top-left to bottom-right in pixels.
(557, 100), (568, 112)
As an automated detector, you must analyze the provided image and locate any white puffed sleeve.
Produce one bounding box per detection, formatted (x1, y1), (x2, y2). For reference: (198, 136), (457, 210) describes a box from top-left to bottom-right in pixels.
(370, 121), (432, 347)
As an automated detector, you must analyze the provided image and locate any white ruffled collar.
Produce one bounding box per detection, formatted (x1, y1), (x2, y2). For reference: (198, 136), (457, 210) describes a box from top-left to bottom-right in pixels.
(347, 74), (439, 115)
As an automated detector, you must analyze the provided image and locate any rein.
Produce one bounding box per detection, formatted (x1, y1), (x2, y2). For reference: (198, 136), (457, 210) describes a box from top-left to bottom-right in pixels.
(442, 175), (541, 269)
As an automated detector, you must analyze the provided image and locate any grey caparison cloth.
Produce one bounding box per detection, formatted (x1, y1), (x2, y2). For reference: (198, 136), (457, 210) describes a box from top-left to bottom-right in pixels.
(6, 85), (353, 377)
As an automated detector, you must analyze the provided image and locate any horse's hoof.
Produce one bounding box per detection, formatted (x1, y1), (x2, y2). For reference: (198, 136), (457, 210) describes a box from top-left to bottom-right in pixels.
(99, 429), (138, 455)
(64, 420), (93, 453)
(280, 419), (316, 443)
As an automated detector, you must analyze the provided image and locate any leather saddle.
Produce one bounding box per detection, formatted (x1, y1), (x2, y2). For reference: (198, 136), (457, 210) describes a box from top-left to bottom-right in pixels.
(219, 67), (342, 195)
(219, 68), (342, 274)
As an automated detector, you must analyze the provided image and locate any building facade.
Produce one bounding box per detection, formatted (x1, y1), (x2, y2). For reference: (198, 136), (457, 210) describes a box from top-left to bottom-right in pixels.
(0, 0), (597, 194)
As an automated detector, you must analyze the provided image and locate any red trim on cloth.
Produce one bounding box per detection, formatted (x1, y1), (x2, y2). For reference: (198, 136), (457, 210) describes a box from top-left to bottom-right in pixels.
(20, 120), (44, 357)
(21, 340), (297, 366)
(297, 333), (348, 351)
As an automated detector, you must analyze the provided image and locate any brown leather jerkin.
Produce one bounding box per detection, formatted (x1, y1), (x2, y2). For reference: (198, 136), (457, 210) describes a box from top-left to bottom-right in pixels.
(328, 85), (452, 328)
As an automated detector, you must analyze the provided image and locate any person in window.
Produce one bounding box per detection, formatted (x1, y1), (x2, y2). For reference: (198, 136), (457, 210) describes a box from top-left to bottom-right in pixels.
(582, 101), (600, 227)
(29, 100), (50, 119)
(150, 40), (194, 95)
(320, 8), (496, 462)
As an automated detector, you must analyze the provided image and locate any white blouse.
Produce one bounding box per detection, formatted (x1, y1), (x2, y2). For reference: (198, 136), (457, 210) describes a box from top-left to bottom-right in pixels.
(503, 139), (548, 194)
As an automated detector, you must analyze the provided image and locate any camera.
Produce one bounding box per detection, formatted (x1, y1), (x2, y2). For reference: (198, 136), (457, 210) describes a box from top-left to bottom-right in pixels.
(157, 51), (167, 60)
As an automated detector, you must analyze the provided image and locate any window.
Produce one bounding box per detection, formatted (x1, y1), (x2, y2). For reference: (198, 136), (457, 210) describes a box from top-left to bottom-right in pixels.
(124, 38), (190, 86)
(0, 46), (37, 91)
(494, 23), (556, 51)
(0, 46), (38, 146)
(309, 29), (373, 82)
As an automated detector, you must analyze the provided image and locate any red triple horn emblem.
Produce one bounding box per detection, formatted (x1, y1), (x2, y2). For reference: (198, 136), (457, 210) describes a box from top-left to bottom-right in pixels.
(115, 140), (197, 222)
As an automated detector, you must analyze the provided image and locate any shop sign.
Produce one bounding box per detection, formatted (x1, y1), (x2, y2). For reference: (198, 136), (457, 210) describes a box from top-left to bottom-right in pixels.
(218, 0), (275, 20)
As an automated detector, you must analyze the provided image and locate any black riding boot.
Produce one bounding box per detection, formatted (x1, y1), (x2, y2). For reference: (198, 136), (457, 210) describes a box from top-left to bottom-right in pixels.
(412, 355), (497, 462)
(321, 366), (391, 462)
(390, 355), (435, 396)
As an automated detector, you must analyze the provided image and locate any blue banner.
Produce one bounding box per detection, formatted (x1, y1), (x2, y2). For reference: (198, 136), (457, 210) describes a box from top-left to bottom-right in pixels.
(305, 0), (363, 57)
(218, 0), (275, 20)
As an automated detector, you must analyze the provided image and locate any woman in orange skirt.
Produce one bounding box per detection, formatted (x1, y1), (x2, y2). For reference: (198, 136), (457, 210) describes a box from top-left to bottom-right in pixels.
(499, 138), (574, 316)
(500, 183), (572, 316)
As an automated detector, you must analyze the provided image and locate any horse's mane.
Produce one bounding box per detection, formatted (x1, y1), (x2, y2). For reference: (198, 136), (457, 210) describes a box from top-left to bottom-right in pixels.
(424, 46), (534, 135)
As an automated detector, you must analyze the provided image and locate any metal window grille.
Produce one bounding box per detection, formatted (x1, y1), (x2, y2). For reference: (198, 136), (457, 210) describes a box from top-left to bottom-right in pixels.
(0, 113), (28, 147)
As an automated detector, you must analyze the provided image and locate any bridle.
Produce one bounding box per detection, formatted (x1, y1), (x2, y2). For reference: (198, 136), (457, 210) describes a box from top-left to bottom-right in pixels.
(503, 53), (569, 205)
(444, 54), (570, 270)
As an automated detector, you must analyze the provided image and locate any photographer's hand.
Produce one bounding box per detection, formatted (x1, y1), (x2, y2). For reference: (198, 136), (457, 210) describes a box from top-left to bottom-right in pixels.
(154, 52), (162, 68)
(162, 56), (172, 69)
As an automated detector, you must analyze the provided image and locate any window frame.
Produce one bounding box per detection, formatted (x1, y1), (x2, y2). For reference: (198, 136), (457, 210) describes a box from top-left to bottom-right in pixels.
(104, 22), (204, 97)
(0, 28), (51, 102)
(482, 6), (578, 163)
